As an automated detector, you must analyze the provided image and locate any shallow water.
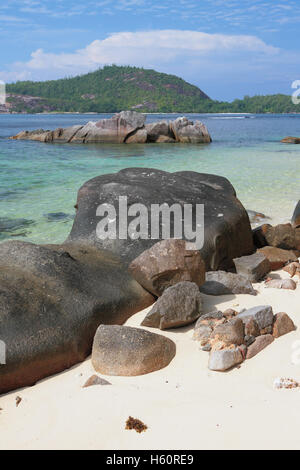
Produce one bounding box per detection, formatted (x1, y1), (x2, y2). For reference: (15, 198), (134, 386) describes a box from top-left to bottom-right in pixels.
(0, 113), (299, 244)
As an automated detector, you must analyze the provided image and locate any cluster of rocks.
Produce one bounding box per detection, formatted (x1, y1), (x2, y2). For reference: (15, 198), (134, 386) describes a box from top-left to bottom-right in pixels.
(193, 306), (295, 371)
(10, 111), (212, 144)
(0, 167), (298, 391)
(281, 136), (300, 144)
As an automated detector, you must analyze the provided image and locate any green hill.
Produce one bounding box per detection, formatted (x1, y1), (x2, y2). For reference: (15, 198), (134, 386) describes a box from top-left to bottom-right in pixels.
(5, 65), (300, 114)
(6, 65), (210, 113)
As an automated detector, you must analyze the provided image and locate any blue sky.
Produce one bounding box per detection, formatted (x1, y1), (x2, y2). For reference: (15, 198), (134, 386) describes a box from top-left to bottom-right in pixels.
(0, 0), (299, 100)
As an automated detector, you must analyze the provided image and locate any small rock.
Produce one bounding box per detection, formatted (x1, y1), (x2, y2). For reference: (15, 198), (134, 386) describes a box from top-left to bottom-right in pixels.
(233, 252), (271, 282)
(265, 279), (297, 290)
(223, 308), (238, 318)
(83, 375), (111, 388)
(272, 312), (296, 338)
(141, 281), (203, 330)
(244, 318), (260, 337)
(260, 325), (273, 335)
(200, 271), (256, 296)
(238, 305), (274, 330)
(263, 223), (300, 251)
(16, 396), (22, 407)
(274, 377), (300, 389)
(246, 334), (274, 359)
(208, 348), (243, 371)
(92, 325), (176, 376)
(258, 246), (298, 270)
(202, 344), (212, 352)
(211, 318), (245, 346)
(129, 239), (206, 297)
(244, 335), (256, 347)
(193, 324), (212, 345)
(283, 262), (300, 277)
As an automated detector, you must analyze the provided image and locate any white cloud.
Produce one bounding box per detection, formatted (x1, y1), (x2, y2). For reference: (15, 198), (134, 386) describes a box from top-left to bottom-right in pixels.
(0, 29), (279, 80)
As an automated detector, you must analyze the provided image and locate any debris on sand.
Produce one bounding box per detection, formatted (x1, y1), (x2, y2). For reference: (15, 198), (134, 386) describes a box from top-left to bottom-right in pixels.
(125, 416), (148, 433)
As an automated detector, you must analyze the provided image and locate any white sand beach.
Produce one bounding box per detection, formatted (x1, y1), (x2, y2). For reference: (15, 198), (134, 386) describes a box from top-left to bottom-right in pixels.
(0, 266), (299, 451)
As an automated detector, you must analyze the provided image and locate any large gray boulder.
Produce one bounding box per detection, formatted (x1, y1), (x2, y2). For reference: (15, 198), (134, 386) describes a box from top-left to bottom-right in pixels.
(67, 168), (254, 270)
(71, 111), (146, 143)
(170, 117), (212, 143)
(10, 112), (212, 145)
(141, 281), (203, 329)
(92, 325), (176, 376)
(129, 239), (206, 297)
(0, 241), (154, 395)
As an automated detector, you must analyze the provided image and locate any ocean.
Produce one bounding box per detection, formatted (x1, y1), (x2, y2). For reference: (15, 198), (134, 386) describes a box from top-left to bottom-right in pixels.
(0, 112), (299, 244)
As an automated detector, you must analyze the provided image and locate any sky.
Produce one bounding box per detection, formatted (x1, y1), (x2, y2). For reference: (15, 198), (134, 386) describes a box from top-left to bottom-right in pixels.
(0, 0), (299, 100)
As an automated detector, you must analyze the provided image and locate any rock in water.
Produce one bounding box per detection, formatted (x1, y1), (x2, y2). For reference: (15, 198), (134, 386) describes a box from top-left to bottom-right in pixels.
(258, 246), (298, 270)
(200, 271), (256, 295)
(72, 111), (146, 143)
(170, 117), (212, 143)
(292, 201), (300, 228)
(141, 281), (203, 329)
(91, 325), (176, 376)
(272, 312), (296, 338)
(129, 239), (206, 297)
(67, 168), (254, 270)
(233, 252), (271, 282)
(281, 136), (300, 144)
(11, 112), (212, 145)
(0, 241), (154, 395)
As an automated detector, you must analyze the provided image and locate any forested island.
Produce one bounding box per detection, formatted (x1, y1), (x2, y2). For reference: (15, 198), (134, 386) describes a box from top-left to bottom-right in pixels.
(3, 65), (299, 114)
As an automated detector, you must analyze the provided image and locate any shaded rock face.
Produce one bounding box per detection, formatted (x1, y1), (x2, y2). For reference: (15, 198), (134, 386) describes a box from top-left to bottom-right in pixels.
(0, 241), (154, 395)
(263, 223), (300, 251)
(141, 281), (203, 330)
(200, 271), (256, 295)
(246, 335), (274, 359)
(272, 313), (296, 338)
(292, 201), (300, 228)
(67, 168), (254, 270)
(11, 112), (212, 145)
(91, 325), (176, 376)
(233, 252), (271, 282)
(71, 111), (146, 144)
(258, 246), (298, 270)
(129, 239), (206, 297)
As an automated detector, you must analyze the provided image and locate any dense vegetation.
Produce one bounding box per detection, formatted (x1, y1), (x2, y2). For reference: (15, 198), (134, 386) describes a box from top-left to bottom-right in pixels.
(5, 65), (300, 114)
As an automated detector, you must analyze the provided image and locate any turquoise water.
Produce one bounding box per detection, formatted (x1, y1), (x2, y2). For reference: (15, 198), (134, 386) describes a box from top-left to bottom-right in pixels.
(0, 113), (299, 244)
